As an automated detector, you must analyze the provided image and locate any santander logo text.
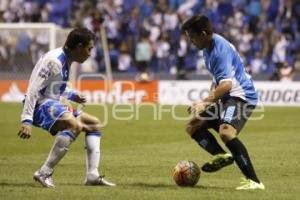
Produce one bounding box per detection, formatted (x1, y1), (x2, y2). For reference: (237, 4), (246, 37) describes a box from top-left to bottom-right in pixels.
(80, 81), (148, 104)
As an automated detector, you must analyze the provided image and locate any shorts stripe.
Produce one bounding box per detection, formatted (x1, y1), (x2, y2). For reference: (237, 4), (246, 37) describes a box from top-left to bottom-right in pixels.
(223, 106), (236, 123)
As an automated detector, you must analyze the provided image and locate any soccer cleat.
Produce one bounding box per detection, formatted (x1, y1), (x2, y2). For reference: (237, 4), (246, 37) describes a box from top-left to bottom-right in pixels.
(33, 170), (55, 188)
(236, 178), (265, 190)
(85, 175), (116, 187)
(201, 153), (234, 172)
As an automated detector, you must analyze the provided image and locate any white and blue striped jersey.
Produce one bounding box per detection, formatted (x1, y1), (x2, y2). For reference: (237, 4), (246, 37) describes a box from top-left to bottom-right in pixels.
(203, 34), (258, 105)
(21, 48), (77, 124)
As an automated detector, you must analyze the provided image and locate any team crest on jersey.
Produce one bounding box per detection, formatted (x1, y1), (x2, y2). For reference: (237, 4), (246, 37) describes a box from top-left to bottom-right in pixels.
(38, 68), (50, 79)
(46, 61), (60, 75)
(64, 70), (68, 78)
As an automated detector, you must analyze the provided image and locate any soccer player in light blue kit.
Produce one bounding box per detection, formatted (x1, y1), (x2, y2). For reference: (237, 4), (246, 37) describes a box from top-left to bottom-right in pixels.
(18, 28), (115, 188)
(182, 14), (265, 190)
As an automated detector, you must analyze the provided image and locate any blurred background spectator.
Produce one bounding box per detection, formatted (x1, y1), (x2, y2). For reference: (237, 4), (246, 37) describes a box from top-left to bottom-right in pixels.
(0, 0), (300, 81)
(176, 32), (188, 80)
(279, 61), (294, 82)
(135, 32), (153, 81)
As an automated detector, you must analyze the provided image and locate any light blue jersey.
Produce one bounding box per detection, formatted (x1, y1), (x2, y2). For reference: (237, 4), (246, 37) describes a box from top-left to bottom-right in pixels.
(203, 34), (258, 105)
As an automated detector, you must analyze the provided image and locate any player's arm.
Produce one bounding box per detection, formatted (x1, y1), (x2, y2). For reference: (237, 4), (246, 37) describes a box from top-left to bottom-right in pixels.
(189, 54), (232, 115)
(204, 80), (232, 103)
(205, 52), (233, 103)
(62, 87), (86, 104)
(188, 81), (232, 115)
(209, 81), (216, 96)
(188, 82), (216, 114)
(18, 60), (58, 139)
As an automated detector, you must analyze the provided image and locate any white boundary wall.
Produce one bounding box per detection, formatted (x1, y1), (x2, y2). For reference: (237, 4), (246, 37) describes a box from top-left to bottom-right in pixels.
(2, 80), (300, 106)
(158, 81), (300, 106)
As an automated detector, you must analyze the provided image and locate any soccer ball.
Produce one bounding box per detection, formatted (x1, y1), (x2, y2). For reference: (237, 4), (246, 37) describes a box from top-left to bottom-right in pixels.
(172, 160), (201, 186)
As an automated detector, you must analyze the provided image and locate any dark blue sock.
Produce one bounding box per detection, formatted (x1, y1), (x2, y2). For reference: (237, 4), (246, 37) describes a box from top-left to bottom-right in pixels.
(226, 138), (260, 183)
(191, 128), (226, 155)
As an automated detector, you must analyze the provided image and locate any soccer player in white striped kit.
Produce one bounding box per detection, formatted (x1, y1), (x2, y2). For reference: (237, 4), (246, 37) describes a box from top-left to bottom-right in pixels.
(18, 28), (115, 188)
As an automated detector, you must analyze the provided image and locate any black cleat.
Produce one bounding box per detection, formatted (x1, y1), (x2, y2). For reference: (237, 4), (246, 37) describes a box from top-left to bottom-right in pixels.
(201, 153), (234, 173)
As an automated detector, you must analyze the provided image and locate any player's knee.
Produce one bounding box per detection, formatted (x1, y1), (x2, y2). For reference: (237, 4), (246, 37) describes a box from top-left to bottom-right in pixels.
(82, 117), (102, 133)
(91, 118), (101, 131)
(219, 132), (231, 143)
(185, 123), (198, 136)
(65, 119), (83, 135)
(75, 121), (83, 134)
(219, 124), (236, 143)
(185, 123), (192, 136)
(76, 122), (83, 133)
(94, 118), (101, 128)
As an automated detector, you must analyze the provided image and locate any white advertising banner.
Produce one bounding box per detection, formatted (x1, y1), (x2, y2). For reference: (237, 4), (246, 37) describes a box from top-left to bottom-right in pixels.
(158, 81), (211, 105)
(255, 81), (300, 106)
(158, 81), (300, 106)
(2, 80), (300, 106)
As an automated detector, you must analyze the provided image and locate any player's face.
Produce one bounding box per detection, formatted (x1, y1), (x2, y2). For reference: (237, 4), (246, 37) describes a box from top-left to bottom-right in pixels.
(186, 30), (206, 50)
(74, 40), (94, 63)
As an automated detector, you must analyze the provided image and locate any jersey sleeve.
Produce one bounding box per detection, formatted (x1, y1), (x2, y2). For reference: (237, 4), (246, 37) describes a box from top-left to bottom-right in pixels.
(21, 59), (61, 124)
(211, 52), (233, 84)
(62, 86), (79, 101)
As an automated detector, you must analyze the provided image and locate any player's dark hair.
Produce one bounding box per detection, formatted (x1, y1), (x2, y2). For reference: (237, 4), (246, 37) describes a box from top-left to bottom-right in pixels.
(64, 28), (95, 50)
(182, 14), (213, 34)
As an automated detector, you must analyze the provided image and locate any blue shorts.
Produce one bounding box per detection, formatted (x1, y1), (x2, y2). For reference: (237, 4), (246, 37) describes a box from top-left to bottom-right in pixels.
(33, 99), (81, 135)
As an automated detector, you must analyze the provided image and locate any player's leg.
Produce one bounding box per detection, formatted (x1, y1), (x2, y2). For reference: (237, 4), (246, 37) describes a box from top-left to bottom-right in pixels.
(41, 112), (82, 169)
(78, 112), (101, 180)
(218, 98), (264, 189)
(33, 101), (83, 188)
(220, 123), (264, 190)
(186, 103), (234, 172)
(186, 117), (226, 155)
(77, 112), (115, 186)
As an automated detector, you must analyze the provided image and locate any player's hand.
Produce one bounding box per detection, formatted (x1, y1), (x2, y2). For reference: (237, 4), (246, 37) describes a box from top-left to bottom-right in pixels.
(73, 94), (86, 104)
(18, 124), (32, 139)
(188, 101), (212, 116)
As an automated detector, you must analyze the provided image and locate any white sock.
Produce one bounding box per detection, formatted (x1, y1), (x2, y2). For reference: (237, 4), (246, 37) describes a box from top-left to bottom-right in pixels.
(85, 132), (101, 178)
(40, 130), (76, 174)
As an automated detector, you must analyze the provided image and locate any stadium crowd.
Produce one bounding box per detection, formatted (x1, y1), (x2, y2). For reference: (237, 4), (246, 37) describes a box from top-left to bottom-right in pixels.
(0, 0), (300, 81)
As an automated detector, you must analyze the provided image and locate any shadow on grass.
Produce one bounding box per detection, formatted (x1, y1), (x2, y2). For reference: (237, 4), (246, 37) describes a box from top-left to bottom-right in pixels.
(0, 182), (40, 188)
(58, 182), (227, 190)
(124, 182), (226, 190)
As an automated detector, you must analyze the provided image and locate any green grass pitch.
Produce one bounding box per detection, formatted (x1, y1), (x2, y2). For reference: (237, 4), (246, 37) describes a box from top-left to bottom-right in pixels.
(0, 103), (299, 200)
